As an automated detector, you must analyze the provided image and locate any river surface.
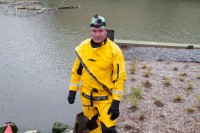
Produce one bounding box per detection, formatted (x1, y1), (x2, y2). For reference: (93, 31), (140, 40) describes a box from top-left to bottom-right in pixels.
(0, 0), (200, 132)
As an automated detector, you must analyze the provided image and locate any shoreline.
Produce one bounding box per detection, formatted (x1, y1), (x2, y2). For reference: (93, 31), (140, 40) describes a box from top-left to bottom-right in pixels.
(2, 47), (199, 133)
(115, 39), (200, 49)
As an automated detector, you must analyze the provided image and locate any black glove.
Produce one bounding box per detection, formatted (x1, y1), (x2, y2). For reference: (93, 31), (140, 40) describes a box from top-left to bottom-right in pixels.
(107, 100), (120, 120)
(67, 90), (76, 104)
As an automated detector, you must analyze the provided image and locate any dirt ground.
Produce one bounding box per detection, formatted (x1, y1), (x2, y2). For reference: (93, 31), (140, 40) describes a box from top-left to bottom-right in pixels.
(117, 60), (200, 133)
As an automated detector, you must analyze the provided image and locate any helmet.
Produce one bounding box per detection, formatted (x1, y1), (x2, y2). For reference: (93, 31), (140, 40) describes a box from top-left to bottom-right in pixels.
(90, 14), (107, 28)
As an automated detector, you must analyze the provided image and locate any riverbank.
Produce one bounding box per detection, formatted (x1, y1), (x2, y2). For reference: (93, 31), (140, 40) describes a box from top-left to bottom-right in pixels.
(117, 47), (200, 133)
(2, 47), (199, 133)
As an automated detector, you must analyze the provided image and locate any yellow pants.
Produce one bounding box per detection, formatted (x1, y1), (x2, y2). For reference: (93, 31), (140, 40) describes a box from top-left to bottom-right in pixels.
(80, 87), (116, 132)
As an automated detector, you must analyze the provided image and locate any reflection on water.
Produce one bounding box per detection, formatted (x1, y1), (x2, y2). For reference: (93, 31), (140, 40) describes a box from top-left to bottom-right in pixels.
(0, 0), (200, 132)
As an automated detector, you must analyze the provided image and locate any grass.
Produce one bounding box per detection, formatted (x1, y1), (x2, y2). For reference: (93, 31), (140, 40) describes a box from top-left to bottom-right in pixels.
(178, 76), (185, 82)
(174, 95), (183, 102)
(196, 96), (200, 104)
(187, 82), (193, 90)
(195, 96), (200, 110)
(127, 96), (139, 110)
(139, 112), (146, 120)
(173, 67), (178, 71)
(197, 74), (200, 79)
(187, 108), (194, 113)
(180, 73), (187, 77)
(147, 67), (153, 71)
(132, 98), (139, 108)
(126, 87), (142, 109)
(141, 64), (147, 69)
(143, 67), (153, 77)
(184, 89), (192, 95)
(130, 63), (137, 74)
(132, 87), (142, 98)
(163, 76), (172, 86)
(143, 72), (150, 77)
(164, 79), (171, 86)
(131, 76), (137, 81)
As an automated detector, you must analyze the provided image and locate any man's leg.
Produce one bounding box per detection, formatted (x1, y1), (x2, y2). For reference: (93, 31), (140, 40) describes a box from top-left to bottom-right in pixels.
(82, 105), (102, 132)
(97, 102), (117, 133)
(89, 118), (102, 133)
(101, 122), (117, 133)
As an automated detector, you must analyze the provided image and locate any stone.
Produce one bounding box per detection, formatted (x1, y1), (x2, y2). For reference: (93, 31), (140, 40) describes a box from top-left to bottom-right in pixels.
(24, 130), (41, 133)
(52, 122), (72, 133)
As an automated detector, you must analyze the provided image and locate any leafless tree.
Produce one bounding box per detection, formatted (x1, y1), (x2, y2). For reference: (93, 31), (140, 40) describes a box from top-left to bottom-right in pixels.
(0, 0), (80, 16)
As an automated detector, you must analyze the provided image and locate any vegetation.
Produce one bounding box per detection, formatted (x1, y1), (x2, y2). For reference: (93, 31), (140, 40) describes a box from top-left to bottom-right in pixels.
(174, 95), (183, 102)
(180, 73), (187, 77)
(187, 82), (193, 90)
(196, 96), (200, 105)
(130, 63), (137, 74)
(132, 98), (139, 108)
(132, 87), (142, 98)
(163, 76), (172, 86)
(141, 64), (147, 69)
(195, 96), (200, 110)
(187, 107), (194, 113)
(178, 76), (184, 82)
(139, 112), (146, 120)
(173, 67), (178, 71)
(142, 67), (152, 77)
(0, 0), (80, 16)
(131, 76), (137, 81)
(127, 87), (142, 109)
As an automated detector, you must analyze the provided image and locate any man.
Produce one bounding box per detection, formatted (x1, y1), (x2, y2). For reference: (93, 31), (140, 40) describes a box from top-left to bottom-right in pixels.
(67, 14), (126, 133)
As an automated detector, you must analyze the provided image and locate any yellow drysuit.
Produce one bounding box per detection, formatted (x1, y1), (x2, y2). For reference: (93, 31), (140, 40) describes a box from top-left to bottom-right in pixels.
(69, 38), (126, 132)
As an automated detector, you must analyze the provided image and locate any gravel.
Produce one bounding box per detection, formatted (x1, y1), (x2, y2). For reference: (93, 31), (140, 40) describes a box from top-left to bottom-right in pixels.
(123, 47), (200, 63)
(116, 47), (200, 133)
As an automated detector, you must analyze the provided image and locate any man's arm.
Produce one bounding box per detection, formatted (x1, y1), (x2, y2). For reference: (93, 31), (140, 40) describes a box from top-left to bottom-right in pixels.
(69, 57), (82, 91)
(107, 46), (126, 120)
(112, 47), (126, 101)
(67, 57), (82, 104)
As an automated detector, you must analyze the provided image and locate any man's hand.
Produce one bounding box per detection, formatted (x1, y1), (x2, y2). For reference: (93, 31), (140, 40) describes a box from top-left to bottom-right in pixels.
(67, 90), (76, 104)
(107, 100), (120, 120)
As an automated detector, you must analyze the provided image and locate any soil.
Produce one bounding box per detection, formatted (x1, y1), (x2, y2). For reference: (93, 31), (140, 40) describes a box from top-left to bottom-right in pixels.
(116, 48), (200, 133)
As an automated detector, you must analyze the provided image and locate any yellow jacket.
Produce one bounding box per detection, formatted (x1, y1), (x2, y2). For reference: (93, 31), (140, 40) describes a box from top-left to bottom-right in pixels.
(69, 38), (126, 101)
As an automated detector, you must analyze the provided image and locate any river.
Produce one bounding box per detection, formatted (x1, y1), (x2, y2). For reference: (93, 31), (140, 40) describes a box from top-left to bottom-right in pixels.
(0, 0), (200, 132)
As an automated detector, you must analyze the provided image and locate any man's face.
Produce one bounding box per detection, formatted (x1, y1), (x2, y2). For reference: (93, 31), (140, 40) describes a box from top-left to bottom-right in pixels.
(90, 27), (107, 44)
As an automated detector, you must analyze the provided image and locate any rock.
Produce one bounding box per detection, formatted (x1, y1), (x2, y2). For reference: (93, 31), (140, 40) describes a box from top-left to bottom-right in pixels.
(52, 122), (72, 133)
(68, 130), (73, 133)
(61, 128), (72, 133)
(24, 130), (41, 133)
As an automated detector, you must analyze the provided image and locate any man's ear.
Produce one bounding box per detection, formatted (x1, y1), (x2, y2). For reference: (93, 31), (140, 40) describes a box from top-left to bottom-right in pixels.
(105, 28), (108, 34)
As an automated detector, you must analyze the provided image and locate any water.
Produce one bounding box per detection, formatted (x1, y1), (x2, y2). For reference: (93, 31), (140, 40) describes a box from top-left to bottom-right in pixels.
(0, 0), (200, 132)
